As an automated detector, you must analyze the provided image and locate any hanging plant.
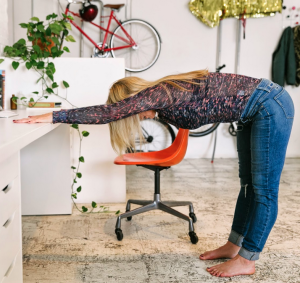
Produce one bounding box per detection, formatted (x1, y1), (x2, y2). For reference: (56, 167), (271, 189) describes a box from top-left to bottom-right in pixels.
(1, 13), (76, 107)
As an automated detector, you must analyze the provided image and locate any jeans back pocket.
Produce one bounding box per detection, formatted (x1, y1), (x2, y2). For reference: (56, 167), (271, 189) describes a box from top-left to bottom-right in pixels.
(274, 90), (294, 119)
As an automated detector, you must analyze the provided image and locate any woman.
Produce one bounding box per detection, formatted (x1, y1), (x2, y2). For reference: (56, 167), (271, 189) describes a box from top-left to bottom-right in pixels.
(14, 70), (294, 277)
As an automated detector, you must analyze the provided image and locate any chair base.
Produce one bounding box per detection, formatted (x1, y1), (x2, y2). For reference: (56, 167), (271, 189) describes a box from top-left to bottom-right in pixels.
(115, 193), (199, 244)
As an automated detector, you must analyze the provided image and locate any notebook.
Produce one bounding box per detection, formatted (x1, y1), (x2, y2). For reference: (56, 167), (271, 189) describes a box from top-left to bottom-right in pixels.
(0, 110), (19, 118)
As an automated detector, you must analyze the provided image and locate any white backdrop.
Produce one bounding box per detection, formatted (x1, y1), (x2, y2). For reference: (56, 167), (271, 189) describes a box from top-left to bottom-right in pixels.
(6, 0), (300, 158)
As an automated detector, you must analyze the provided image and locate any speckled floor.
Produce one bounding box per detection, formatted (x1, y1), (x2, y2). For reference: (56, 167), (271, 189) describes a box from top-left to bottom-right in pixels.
(22, 159), (300, 283)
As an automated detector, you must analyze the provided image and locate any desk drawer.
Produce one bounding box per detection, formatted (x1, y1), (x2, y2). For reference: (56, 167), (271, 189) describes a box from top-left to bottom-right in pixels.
(1, 249), (23, 283)
(0, 153), (19, 197)
(0, 208), (21, 280)
(0, 177), (21, 227)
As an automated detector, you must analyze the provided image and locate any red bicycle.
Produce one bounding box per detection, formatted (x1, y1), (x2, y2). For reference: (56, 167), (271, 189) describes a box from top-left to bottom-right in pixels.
(62, 0), (161, 72)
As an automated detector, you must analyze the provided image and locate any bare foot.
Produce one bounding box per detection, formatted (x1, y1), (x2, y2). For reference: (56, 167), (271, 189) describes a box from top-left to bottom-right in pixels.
(206, 254), (255, 277)
(199, 241), (240, 260)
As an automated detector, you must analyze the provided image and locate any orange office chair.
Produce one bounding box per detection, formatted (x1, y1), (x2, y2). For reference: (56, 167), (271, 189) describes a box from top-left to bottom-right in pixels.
(114, 128), (199, 244)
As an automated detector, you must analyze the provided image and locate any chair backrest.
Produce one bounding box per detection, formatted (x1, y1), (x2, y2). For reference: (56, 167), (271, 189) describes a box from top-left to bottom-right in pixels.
(158, 128), (189, 167)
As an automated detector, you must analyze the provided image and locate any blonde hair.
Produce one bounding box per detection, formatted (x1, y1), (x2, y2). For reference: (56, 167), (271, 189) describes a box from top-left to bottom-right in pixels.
(107, 69), (209, 155)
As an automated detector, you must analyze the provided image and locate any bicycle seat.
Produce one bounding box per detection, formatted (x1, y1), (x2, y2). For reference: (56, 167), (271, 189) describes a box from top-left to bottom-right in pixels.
(103, 4), (125, 11)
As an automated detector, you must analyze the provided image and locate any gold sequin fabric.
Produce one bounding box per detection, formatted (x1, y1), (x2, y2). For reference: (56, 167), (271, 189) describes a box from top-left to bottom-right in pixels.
(189, 0), (282, 28)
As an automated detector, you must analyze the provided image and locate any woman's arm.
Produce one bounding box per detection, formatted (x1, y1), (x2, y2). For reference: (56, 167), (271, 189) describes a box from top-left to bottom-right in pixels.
(13, 81), (194, 124)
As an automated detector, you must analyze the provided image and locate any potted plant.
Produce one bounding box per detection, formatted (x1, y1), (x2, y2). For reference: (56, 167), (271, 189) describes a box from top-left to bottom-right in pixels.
(0, 12), (76, 107)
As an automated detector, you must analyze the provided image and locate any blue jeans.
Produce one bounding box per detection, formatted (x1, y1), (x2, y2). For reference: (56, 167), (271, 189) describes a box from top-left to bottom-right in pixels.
(228, 79), (294, 260)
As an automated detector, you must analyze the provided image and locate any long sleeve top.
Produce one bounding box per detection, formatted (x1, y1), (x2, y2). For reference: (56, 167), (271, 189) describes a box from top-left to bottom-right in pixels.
(53, 72), (261, 129)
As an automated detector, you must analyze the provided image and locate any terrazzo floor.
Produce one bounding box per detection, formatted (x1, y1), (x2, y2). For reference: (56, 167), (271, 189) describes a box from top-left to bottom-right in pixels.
(22, 158), (300, 283)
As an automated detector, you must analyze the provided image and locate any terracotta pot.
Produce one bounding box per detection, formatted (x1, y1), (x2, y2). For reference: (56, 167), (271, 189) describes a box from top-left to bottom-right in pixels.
(32, 36), (57, 55)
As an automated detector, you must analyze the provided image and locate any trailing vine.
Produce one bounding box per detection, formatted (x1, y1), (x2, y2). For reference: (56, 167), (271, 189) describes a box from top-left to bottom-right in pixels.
(70, 124), (120, 214)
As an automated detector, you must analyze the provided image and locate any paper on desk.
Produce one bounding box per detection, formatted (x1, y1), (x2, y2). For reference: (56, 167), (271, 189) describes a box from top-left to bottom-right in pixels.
(0, 111), (19, 118)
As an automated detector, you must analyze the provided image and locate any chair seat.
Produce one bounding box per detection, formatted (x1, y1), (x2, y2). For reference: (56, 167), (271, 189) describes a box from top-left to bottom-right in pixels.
(114, 129), (189, 167)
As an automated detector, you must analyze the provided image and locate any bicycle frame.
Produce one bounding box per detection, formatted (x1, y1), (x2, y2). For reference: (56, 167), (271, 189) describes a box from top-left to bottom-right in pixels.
(64, 3), (137, 53)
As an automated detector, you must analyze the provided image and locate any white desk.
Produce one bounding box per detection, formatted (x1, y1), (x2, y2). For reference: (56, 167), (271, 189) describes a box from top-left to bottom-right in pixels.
(0, 110), (71, 283)
(0, 58), (126, 283)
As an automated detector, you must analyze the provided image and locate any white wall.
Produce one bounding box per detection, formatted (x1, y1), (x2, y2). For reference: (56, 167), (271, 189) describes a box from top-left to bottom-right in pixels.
(8, 0), (300, 158)
(0, 0), (9, 54)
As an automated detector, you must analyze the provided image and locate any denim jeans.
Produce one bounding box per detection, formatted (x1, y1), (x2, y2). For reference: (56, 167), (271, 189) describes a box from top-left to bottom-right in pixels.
(228, 79), (294, 261)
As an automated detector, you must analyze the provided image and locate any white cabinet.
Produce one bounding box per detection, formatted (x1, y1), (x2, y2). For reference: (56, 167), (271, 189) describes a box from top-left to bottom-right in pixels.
(0, 153), (23, 283)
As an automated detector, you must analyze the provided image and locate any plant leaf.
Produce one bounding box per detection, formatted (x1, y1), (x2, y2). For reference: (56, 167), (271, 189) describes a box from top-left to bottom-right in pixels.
(32, 45), (41, 53)
(71, 124), (78, 129)
(12, 61), (19, 70)
(71, 166), (76, 169)
(74, 179), (77, 183)
(51, 37), (60, 45)
(51, 46), (58, 54)
(30, 17), (40, 22)
(21, 97), (26, 100)
(63, 81), (69, 88)
(52, 82), (58, 88)
(25, 62), (32, 70)
(79, 156), (85, 163)
(46, 88), (54, 94)
(37, 24), (45, 32)
(19, 23), (28, 28)
(77, 186), (82, 192)
(63, 22), (72, 30)
(29, 98), (34, 102)
(0, 59), (4, 64)
(46, 70), (54, 81)
(115, 210), (120, 214)
(82, 206), (88, 212)
(65, 35), (76, 42)
(82, 131), (90, 137)
(92, 201), (97, 208)
(71, 193), (77, 199)
(76, 172), (82, 178)
(37, 61), (44, 69)
(32, 91), (39, 94)
(63, 46), (70, 53)
(45, 26), (52, 36)
(17, 38), (26, 45)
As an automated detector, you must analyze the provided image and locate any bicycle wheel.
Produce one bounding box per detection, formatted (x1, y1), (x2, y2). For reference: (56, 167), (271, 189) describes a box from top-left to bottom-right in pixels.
(135, 119), (175, 152)
(110, 19), (161, 72)
(189, 123), (220, 137)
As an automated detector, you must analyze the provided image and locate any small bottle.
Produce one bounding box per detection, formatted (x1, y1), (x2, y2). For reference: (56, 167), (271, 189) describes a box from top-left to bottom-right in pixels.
(10, 94), (17, 110)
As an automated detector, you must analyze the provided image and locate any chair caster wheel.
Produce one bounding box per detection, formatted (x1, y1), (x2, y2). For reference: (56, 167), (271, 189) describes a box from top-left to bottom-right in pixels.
(189, 212), (197, 223)
(189, 231), (198, 244)
(126, 210), (132, 221)
(115, 228), (123, 241)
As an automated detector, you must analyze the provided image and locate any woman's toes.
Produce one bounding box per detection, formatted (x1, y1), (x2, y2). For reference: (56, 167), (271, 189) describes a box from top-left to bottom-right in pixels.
(217, 270), (223, 277)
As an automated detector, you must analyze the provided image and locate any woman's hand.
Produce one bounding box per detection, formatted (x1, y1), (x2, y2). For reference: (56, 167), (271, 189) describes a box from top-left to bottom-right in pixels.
(13, 112), (53, 124)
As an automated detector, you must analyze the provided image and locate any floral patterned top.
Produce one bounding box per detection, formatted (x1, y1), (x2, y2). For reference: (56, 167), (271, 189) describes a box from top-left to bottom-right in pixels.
(53, 72), (261, 129)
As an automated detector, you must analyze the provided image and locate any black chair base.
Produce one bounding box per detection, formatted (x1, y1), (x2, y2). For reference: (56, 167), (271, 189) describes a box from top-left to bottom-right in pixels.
(114, 165), (199, 244)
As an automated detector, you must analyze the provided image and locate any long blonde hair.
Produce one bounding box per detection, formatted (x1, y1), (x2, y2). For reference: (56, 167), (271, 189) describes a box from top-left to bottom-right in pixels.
(107, 69), (209, 155)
